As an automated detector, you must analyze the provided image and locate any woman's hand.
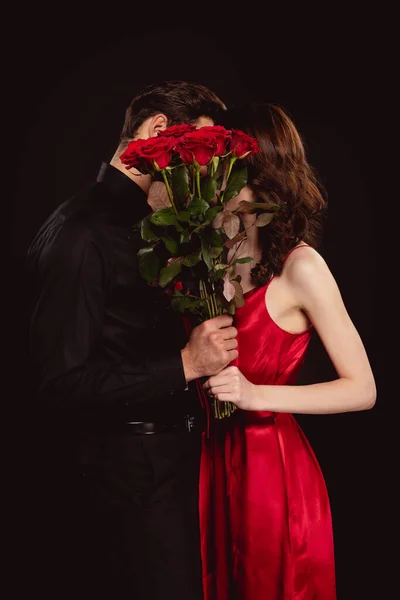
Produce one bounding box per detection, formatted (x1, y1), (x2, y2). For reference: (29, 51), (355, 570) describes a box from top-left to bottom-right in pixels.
(203, 366), (257, 411)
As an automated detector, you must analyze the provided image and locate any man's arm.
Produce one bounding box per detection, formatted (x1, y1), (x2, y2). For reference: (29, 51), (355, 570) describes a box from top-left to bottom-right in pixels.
(28, 220), (187, 410)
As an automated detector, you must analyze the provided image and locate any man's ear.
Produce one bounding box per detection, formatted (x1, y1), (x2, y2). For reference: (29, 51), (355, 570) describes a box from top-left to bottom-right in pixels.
(149, 113), (169, 137)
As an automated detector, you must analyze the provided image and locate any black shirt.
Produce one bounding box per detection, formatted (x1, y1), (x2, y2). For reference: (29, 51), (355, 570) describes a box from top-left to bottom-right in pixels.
(27, 163), (200, 423)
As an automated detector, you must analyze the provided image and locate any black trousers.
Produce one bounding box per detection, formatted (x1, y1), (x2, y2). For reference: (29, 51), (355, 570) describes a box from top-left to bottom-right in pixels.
(31, 427), (204, 599)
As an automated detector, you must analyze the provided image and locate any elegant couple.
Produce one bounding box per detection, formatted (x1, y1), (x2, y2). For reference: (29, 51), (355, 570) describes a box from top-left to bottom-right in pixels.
(27, 81), (376, 599)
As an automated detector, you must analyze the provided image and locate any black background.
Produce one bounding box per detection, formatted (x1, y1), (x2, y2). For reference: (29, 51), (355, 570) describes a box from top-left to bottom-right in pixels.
(5, 5), (394, 598)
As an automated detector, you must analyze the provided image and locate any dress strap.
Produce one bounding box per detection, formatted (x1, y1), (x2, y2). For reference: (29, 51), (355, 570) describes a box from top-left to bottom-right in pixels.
(283, 244), (310, 263)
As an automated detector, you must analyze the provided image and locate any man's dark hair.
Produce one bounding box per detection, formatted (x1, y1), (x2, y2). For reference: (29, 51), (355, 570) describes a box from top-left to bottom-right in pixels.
(120, 80), (225, 145)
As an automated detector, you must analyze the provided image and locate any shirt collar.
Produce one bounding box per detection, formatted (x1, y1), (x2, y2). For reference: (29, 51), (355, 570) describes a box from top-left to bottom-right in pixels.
(96, 162), (151, 222)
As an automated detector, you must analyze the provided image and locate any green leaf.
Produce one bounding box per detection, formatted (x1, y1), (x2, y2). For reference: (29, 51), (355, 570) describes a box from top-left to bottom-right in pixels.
(227, 302), (236, 315)
(233, 256), (254, 264)
(256, 213), (275, 227)
(205, 205), (222, 223)
(175, 222), (185, 233)
(183, 251), (202, 267)
(201, 176), (217, 204)
(170, 295), (206, 315)
(159, 260), (183, 287)
(211, 229), (225, 246)
(223, 166), (248, 202)
(171, 165), (190, 208)
(210, 156), (220, 177)
(137, 247), (160, 284)
(201, 236), (212, 271)
(180, 230), (192, 243)
(210, 246), (223, 258)
(162, 236), (179, 254)
(177, 211), (191, 222)
(140, 217), (160, 242)
(188, 197), (210, 216)
(213, 268), (227, 280)
(150, 208), (178, 227)
(237, 200), (280, 213)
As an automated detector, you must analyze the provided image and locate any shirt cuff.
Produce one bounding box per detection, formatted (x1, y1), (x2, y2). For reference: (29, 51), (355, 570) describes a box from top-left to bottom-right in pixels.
(146, 349), (187, 396)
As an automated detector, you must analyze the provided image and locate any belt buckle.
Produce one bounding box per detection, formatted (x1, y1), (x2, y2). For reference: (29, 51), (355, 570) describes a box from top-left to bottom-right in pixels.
(184, 415), (195, 432)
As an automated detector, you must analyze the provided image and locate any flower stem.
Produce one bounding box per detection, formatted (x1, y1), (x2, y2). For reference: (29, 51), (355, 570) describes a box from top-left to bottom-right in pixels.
(219, 156), (237, 204)
(195, 164), (202, 198)
(191, 165), (196, 196)
(161, 170), (178, 214)
(200, 279), (212, 319)
(200, 270), (236, 419)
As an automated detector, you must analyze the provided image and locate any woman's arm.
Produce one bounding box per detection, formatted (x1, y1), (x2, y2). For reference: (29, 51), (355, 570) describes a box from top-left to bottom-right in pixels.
(204, 250), (376, 414)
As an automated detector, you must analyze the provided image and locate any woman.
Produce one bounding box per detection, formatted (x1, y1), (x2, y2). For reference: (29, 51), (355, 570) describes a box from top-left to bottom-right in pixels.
(200, 104), (376, 600)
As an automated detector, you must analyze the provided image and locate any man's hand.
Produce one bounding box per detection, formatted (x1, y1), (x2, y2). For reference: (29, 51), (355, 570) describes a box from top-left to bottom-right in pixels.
(181, 315), (238, 382)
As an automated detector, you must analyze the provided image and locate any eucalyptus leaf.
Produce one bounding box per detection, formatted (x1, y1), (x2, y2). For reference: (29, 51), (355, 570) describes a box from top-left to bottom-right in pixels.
(232, 280), (245, 308)
(225, 230), (246, 249)
(223, 277), (236, 301)
(223, 166), (248, 202)
(256, 213), (275, 227)
(223, 213), (241, 239)
(237, 200), (280, 213)
(159, 260), (183, 287)
(137, 247), (160, 284)
(147, 181), (172, 211)
(233, 256), (254, 264)
(211, 210), (224, 229)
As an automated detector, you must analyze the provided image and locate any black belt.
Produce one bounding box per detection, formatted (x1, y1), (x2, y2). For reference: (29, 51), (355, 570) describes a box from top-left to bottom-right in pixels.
(122, 415), (200, 435)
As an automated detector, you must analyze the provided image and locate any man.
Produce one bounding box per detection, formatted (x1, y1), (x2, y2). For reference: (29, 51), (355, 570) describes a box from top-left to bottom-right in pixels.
(27, 81), (238, 598)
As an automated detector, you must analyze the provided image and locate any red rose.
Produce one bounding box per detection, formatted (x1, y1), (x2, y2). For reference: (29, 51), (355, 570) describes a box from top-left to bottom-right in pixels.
(196, 125), (231, 156)
(176, 129), (219, 166)
(158, 124), (197, 140)
(230, 129), (261, 159)
(120, 136), (176, 171)
(173, 281), (183, 291)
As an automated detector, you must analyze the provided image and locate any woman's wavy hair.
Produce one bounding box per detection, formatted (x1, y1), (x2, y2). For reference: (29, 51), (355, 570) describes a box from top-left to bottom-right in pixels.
(223, 103), (327, 285)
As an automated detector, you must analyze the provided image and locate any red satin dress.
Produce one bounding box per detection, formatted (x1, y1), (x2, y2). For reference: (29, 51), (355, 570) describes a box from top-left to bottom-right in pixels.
(199, 253), (336, 599)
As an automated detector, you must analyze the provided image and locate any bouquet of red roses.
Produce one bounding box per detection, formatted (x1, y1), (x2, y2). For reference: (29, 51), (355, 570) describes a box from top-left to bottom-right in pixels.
(120, 124), (278, 418)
